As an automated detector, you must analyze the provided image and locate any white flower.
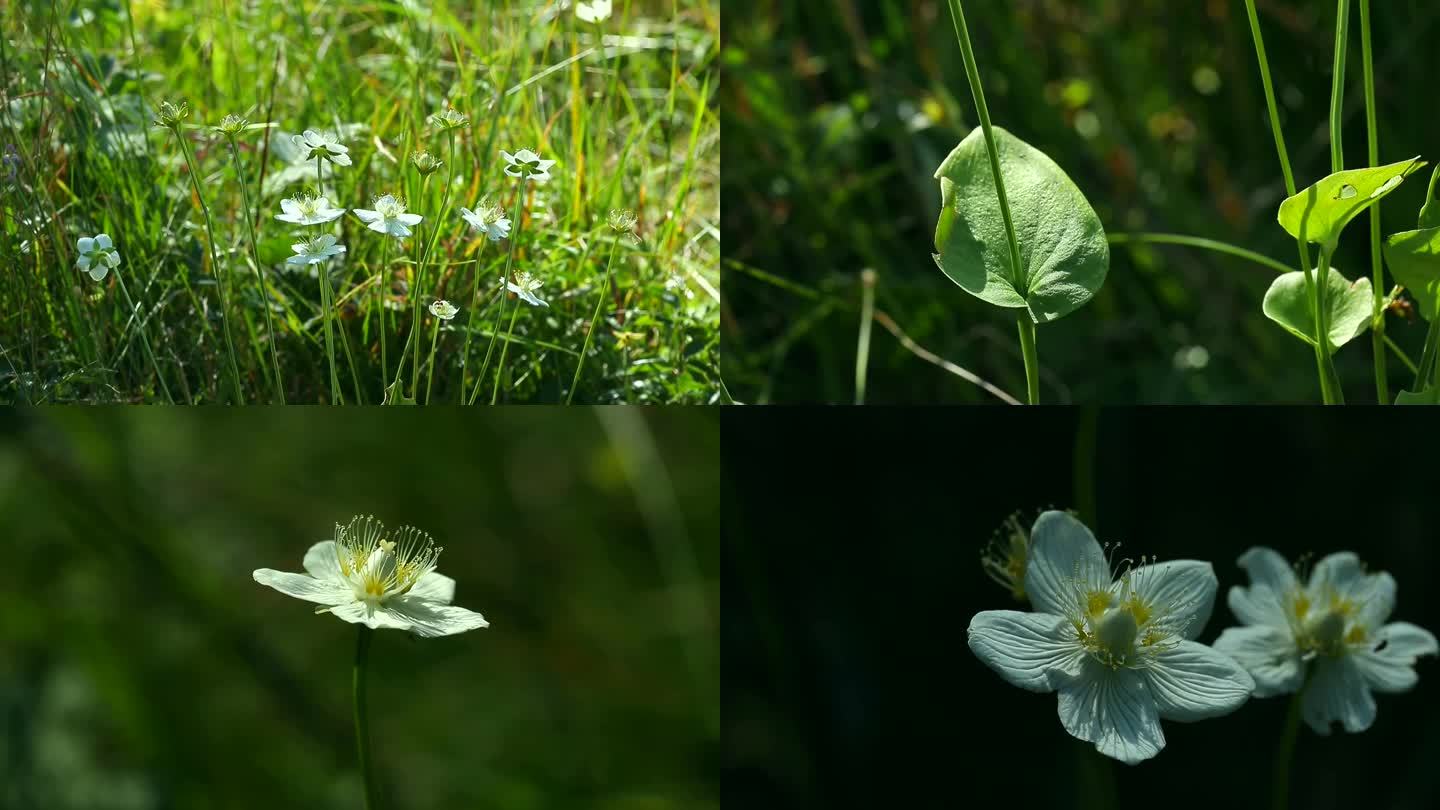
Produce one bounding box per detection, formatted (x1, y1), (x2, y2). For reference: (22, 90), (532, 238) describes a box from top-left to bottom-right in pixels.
(576, 0), (612, 23)
(664, 270), (694, 300)
(460, 200), (512, 242)
(1214, 547), (1438, 734)
(253, 515), (489, 638)
(76, 233), (121, 281)
(275, 194), (346, 226)
(967, 511), (1253, 764)
(353, 194), (423, 238)
(429, 299), (458, 320)
(286, 234), (346, 266)
(501, 148), (556, 183)
(294, 129), (352, 166)
(504, 271), (549, 307)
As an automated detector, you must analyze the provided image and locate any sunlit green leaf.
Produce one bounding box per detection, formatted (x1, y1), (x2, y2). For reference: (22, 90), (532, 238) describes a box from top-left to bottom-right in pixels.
(1261, 266), (1373, 350)
(1395, 386), (1440, 405)
(1383, 225), (1440, 321)
(1277, 157), (1425, 249)
(933, 126), (1109, 324)
(1419, 165), (1440, 230)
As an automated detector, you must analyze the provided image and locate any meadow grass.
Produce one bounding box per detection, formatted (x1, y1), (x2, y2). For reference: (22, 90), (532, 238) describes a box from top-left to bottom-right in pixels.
(1, 0), (719, 404)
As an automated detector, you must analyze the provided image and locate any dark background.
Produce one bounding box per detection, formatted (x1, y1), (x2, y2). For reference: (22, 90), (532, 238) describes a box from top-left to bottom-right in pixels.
(723, 407), (1440, 807)
(722, 0), (1440, 403)
(0, 407), (718, 810)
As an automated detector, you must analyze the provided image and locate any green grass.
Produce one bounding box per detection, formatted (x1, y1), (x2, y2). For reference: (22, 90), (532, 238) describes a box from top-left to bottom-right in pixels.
(1, 0), (719, 404)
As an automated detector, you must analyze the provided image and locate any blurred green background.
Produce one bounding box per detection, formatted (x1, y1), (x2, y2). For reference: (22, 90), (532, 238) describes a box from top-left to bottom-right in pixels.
(0, 407), (718, 809)
(722, 0), (1440, 403)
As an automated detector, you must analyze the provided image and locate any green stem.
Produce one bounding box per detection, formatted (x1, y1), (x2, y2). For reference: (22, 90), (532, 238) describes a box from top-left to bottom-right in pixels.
(1272, 688), (1304, 810)
(567, 236), (620, 404)
(945, 0), (1037, 403)
(1016, 315), (1040, 405)
(472, 191), (528, 405)
(229, 136), (284, 403)
(490, 294), (522, 405)
(377, 238), (390, 400)
(1320, 0), (1350, 406)
(1416, 315), (1440, 390)
(413, 137), (454, 399)
(353, 627), (379, 810)
(1314, 243), (1343, 404)
(113, 268), (174, 403)
(424, 313), (441, 405)
(457, 241), (487, 403)
(317, 157), (341, 403)
(853, 268), (877, 406)
(175, 126), (244, 402)
(1107, 232), (1295, 275)
(1243, 0), (1333, 404)
(1359, 0), (1386, 402)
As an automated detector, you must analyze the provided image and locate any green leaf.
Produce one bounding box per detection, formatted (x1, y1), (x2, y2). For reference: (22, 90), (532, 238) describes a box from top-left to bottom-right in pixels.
(1277, 157), (1425, 249)
(932, 126), (1109, 323)
(1383, 225), (1440, 321)
(1419, 165), (1440, 230)
(1395, 386), (1440, 405)
(1261, 266), (1373, 351)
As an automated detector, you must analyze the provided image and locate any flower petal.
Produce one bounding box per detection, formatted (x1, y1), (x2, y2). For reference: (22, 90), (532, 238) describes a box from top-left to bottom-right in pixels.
(1144, 639), (1254, 720)
(253, 568), (352, 605)
(1226, 582), (1289, 628)
(1023, 510), (1110, 617)
(1353, 571), (1396, 629)
(329, 153), (352, 166)
(302, 540), (344, 581)
(106, 252), (120, 268)
(1212, 625), (1303, 697)
(353, 209), (380, 223)
(96, 233), (112, 249)
(397, 213), (423, 226)
(1055, 660), (1165, 764)
(967, 610), (1084, 693)
(1302, 655), (1375, 734)
(381, 597), (489, 638)
(77, 236), (95, 253)
(1127, 560), (1216, 639)
(77, 254), (91, 269)
(409, 571), (456, 604)
(1308, 551), (1364, 596)
(88, 264), (109, 281)
(1353, 621), (1438, 693)
(326, 600), (418, 631)
(1236, 546), (1297, 593)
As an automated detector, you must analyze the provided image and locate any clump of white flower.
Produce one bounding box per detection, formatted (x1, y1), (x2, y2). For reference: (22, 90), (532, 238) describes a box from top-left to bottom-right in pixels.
(353, 194), (423, 238)
(410, 150), (443, 177)
(501, 148), (556, 183)
(253, 515), (489, 638)
(664, 270), (694, 300)
(429, 299), (458, 320)
(1214, 547), (1437, 734)
(577, 0), (613, 23)
(287, 234), (346, 266)
(967, 511), (1254, 764)
(428, 107), (470, 132)
(295, 129), (352, 166)
(275, 193), (346, 226)
(504, 270), (549, 307)
(460, 198), (512, 242)
(76, 233), (120, 281)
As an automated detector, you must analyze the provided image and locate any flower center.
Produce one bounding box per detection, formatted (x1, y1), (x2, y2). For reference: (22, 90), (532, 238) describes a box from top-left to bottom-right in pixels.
(1092, 605), (1139, 664)
(334, 516), (442, 604)
(376, 197), (403, 218)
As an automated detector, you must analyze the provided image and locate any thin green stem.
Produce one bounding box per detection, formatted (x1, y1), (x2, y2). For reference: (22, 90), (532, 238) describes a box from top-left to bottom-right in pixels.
(1243, 0), (1332, 404)
(457, 241), (488, 403)
(317, 157), (341, 403)
(567, 236), (620, 404)
(945, 0), (1038, 403)
(424, 314), (441, 405)
(853, 268), (876, 406)
(353, 627), (379, 810)
(1015, 316), (1040, 405)
(472, 190), (528, 405)
(1272, 687), (1304, 810)
(1359, 0), (1386, 402)
(229, 136), (284, 403)
(412, 137), (454, 399)
(113, 269), (174, 403)
(1385, 334), (1418, 377)
(1329, 0), (1351, 176)
(1314, 243), (1343, 404)
(490, 294), (522, 404)
(1107, 232), (1294, 275)
(377, 238), (390, 400)
(1416, 315), (1440, 390)
(174, 126), (244, 402)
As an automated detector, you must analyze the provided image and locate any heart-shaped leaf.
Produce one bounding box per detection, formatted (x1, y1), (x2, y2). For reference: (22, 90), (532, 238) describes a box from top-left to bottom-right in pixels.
(1419, 165), (1440, 230)
(1261, 266), (1373, 351)
(1277, 157), (1425, 249)
(1383, 225), (1440, 321)
(933, 126), (1108, 324)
